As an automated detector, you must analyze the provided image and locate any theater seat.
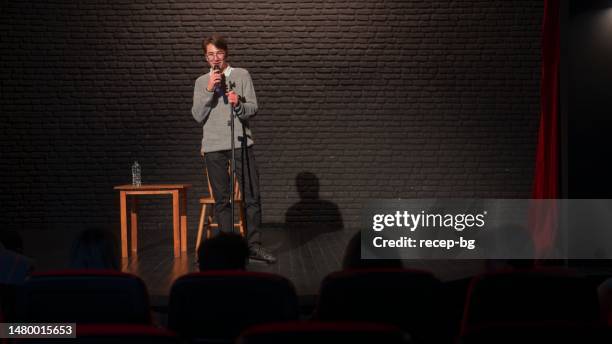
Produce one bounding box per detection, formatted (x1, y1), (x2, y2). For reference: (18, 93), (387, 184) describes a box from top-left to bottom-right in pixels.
(238, 321), (412, 344)
(16, 324), (178, 344)
(460, 268), (602, 336)
(168, 271), (299, 342)
(457, 322), (611, 344)
(16, 269), (152, 324)
(314, 268), (445, 343)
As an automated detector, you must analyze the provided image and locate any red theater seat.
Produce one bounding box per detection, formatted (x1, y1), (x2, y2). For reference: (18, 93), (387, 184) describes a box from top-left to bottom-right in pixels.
(168, 271), (299, 342)
(460, 268), (602, 336)
(15, 324), (178, 343)
(457, 322), (611, 344)
(314, 268), (445, 343)
(238, 321), (412, 344)
(16, 269), (152, 324)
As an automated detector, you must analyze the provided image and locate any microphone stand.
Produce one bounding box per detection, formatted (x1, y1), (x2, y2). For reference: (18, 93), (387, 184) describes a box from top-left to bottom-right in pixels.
(230, 95), (236, 235)
(230, 85), (249, 238)
(215, 64), (237, 235)
(228, 79), (249, 238)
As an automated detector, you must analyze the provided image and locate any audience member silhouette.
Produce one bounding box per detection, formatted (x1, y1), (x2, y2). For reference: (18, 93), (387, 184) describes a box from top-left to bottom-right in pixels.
(0, 229), (26, 255)
(198, 233), (249, 271)
(1, 229), (33, 321)
(69, 228), (120, 270)
(0, 229), (34, 284)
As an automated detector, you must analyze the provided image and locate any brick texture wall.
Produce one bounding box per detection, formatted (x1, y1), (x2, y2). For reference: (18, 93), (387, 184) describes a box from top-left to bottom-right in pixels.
(1, 1), (543, 236)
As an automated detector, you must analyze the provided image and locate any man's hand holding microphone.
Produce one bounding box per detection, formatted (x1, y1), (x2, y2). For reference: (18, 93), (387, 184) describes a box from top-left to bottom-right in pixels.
(207, 65), (238, 107)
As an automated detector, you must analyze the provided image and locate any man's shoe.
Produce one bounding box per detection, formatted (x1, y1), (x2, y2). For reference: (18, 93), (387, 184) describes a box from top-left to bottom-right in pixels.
(249, 246), (277, 264)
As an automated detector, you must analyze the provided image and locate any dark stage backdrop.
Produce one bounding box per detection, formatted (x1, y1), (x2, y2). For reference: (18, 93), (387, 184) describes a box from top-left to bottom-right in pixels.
(1, 1), (543, 237)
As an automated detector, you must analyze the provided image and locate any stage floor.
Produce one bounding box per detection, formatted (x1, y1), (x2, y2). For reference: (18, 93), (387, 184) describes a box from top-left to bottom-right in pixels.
(121, 224), (356, 298)
(22, 224), (492, 300)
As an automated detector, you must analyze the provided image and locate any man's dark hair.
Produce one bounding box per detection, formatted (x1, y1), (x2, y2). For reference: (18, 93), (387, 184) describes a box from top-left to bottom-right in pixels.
(0, 229), (24, 254)
(69, 227), (120, 270)
(202, 34), (228, 54)
(198, 232), (249, 271)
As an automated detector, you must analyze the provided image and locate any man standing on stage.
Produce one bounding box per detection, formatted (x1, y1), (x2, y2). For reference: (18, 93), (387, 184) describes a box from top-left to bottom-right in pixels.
(191, 34), (276, 264)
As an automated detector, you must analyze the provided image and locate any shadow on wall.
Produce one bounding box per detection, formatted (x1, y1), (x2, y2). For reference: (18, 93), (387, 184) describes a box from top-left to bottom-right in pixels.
(283, 172), (344, 249)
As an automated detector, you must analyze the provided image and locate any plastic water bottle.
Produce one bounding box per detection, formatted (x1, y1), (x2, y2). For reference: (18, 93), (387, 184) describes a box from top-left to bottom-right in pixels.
(132, 161), (142, 187)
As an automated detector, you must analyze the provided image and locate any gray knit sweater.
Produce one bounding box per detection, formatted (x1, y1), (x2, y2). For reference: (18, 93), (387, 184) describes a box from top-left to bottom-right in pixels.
(191, 67), (258, 153)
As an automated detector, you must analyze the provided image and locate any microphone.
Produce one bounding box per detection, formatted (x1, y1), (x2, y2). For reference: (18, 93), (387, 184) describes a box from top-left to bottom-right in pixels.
(212, 65), (227, 103)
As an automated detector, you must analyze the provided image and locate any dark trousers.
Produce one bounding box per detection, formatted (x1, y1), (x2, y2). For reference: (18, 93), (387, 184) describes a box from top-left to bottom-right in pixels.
(204, 147), (261, 246)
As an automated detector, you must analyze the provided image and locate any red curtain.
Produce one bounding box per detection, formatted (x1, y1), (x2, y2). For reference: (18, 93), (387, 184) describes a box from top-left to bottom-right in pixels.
(530, 0), (560, 257)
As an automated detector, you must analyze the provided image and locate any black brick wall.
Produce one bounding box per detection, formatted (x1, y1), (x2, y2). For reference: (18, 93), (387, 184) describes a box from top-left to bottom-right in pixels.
(1, 1), (543, 235)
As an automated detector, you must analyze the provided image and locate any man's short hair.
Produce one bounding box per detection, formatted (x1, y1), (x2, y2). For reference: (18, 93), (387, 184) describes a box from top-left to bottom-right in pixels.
(198, 232), (249, 271)
(203, 34), (228, 53)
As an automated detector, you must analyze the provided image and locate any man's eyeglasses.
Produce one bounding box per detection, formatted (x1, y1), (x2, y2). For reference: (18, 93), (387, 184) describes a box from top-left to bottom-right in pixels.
(206, 51), (226, 60)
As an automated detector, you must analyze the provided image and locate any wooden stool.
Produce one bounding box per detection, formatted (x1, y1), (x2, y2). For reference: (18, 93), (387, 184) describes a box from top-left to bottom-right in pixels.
(196, 169), (246, 253)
